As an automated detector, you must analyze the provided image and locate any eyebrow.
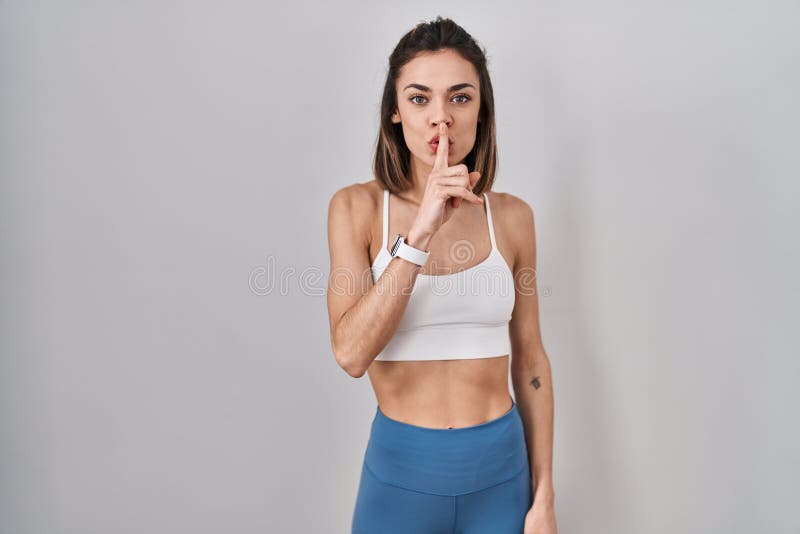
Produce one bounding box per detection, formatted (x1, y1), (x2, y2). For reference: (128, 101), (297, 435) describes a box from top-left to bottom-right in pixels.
(402, 83), (477, 92)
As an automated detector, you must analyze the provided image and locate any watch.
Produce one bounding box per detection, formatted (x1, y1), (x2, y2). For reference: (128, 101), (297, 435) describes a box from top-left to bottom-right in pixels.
(390, 234), (430, 267)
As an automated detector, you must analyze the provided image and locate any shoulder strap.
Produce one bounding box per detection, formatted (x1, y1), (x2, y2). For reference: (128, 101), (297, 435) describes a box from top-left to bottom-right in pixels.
(483, 192), (498, 251)
(382, 189), (390, 249)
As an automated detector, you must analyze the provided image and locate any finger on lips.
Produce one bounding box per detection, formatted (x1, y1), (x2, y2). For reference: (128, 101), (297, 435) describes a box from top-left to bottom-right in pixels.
(434, 122), (449, 171)
(434, 123), (481, 208)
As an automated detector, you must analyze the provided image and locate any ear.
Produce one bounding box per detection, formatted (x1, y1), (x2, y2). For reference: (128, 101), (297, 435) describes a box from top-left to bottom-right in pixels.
(391, 110), (401, 123)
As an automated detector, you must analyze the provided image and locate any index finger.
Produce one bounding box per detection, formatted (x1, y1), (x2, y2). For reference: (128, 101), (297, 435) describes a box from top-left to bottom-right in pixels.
(433, 122), (449, 171)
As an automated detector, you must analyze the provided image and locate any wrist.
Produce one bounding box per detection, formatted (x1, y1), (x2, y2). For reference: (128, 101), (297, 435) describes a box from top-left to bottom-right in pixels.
(532, 480), (555, 505)
(406, 226), (432, 250)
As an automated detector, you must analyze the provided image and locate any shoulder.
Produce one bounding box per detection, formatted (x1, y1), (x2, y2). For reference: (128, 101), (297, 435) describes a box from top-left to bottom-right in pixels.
(327, 180), (383, 242)
(486, 191), (537, 268)
(328, 180), (383, 215)
(486, 190), (535, 228)
(328, 180), (380, 209)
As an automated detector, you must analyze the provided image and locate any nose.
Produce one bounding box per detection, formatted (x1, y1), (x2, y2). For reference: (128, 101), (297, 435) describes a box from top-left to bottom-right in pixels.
(431, 117), (452, 129)
(430, 103), (452, 129)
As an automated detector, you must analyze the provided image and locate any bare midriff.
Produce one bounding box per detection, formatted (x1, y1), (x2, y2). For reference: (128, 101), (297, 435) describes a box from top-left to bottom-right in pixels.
(366, 355), (513, 429)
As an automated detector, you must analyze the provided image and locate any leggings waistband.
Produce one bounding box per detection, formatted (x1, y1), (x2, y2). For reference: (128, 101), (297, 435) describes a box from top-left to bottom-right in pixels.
(363, 400), (529, 496)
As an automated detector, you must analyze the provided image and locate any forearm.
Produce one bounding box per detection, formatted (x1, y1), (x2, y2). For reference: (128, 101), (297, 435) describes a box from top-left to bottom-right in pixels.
(333, 228), (432, 377)
(511, 352), (555, 504)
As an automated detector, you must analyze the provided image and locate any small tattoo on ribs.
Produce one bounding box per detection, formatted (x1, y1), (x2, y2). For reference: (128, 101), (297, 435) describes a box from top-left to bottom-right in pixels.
(530, 376), (542, 389)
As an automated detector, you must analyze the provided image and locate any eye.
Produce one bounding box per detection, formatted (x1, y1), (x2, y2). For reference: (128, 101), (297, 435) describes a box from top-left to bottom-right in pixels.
(408, 94), (473, 105)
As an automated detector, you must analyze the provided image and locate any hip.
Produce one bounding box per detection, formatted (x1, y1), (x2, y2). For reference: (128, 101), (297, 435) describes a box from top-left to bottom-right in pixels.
(361, 399), (530, 496)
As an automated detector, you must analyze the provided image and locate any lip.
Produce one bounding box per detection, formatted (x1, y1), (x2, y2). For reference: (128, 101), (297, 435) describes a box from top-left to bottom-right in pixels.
(429, 134), (455, 145)
(429, 141), (453, 154)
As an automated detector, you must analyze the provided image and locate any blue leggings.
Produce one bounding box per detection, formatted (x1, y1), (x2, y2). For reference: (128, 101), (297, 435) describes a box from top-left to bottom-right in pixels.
(351, 399), (532, 534)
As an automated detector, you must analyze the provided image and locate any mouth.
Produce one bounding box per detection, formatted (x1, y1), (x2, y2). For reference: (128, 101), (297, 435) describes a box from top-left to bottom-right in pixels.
(429, 134), (454, 145)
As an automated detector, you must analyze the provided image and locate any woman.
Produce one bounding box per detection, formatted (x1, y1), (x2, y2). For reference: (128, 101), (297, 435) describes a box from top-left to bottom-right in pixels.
(327, 17), (558, 534)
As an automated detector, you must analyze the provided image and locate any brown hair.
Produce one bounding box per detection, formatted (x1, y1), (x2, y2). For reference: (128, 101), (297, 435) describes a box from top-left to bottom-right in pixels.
(373, 16), (498, 195)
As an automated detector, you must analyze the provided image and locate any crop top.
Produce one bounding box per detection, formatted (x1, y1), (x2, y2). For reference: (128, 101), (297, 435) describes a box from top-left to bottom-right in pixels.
(370, 189), (516, 361)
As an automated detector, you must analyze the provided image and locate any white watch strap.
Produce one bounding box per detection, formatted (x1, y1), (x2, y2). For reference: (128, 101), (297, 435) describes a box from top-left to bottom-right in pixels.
(392, 236), (430, 266)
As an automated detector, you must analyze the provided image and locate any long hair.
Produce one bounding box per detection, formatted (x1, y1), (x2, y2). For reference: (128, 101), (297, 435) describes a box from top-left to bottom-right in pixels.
(374, 16), (498, 195)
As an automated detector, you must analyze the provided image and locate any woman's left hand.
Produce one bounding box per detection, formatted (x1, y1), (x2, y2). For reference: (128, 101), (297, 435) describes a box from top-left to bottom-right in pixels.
(523, 500), (558, 534)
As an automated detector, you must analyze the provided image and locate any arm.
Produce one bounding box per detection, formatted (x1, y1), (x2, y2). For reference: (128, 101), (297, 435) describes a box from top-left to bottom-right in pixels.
(507, 197), (556, 508)
(327, 125), (483, 377)
(326, 185), (432, 378)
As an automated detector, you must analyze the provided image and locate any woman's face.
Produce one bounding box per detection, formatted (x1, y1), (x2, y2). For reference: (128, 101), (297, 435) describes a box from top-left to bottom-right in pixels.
(392, 49), (481, 171)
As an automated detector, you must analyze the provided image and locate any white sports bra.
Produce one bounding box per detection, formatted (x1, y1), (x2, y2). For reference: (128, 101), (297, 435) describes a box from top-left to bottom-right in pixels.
(370, 189), (516, 361)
